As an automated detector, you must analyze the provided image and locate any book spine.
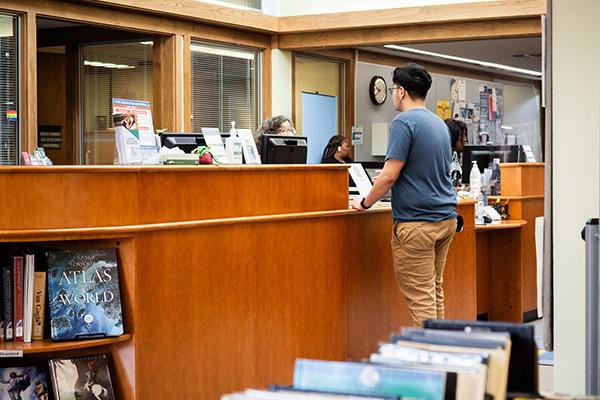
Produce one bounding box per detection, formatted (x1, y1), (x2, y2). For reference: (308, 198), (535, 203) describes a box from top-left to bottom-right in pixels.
(13, 256), (24, 341)
(2, 266), (14, 341)
(32, 271), (46, 340)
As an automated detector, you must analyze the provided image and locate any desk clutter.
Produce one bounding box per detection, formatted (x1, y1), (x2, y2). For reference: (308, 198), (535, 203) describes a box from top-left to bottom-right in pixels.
(222, 320), (538, 400)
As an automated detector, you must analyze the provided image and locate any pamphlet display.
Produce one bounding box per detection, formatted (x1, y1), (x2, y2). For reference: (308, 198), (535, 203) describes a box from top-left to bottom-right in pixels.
(238, 129), (261, 164)
(112, 98), (159, 165)
(201, 127), (228, 163)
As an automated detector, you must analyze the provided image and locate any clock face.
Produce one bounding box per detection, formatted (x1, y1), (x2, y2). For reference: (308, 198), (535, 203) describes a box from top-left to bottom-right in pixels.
(369, 76), (387, 105)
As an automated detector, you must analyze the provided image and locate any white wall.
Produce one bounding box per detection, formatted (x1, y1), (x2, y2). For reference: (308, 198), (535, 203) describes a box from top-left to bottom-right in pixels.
(553, 0), (600, 393)
(270, 49), (293, 120)
(276, 0), (489, 16)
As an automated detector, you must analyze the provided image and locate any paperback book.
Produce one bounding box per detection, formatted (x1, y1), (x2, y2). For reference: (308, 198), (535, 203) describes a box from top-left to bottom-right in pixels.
(0, 365), (51, 400)
(49, 354), (115, 400)
(46, 249), (123, 341)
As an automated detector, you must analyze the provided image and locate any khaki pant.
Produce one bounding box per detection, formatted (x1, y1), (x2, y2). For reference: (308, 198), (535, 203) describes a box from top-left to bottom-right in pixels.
(391, 218), (457, 327)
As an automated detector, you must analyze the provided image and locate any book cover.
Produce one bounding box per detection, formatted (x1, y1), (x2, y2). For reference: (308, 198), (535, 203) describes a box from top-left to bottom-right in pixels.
(0, 365), (50, 400)
(32, 271), (47, 340)
(13, 255), (24, 341)
(49, 354), (115, 400)
(293, 359), (451, 400)
(2, 265), (14, 341)
(46, 249), (123, 341)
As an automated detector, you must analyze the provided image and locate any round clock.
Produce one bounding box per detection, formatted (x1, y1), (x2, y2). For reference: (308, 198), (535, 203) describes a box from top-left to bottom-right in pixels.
(369, 75), (387, 105)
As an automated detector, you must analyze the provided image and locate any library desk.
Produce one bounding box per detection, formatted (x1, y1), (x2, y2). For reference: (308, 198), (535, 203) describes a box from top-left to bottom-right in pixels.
(476, 220), (527, 322)
(0, 166), (489, 399)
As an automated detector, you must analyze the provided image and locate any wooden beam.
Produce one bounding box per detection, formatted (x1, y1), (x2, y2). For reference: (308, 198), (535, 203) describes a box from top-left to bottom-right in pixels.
(21, 12), (38, 155)
(76, 0), (279, 33)
(278, 17), (541, 50)
(278, 0), (546, 33)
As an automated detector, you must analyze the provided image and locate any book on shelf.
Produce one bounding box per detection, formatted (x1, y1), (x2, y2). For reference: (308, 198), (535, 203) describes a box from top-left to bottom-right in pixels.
(22, 254), (35, 343)
(49, 354), (116, 400)
(32, 271), (47, 341)
(46, 248), (123, 341)
(0, 365), (51, 400)
(13, 254), (24, 342)
(2, 265), (14, 341)
(293, 359), (454, 400)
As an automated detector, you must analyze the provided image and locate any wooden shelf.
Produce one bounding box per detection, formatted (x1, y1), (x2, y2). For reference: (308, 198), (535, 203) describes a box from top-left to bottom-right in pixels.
(0, 333), (132, 355)
(476, 219), (527, 231)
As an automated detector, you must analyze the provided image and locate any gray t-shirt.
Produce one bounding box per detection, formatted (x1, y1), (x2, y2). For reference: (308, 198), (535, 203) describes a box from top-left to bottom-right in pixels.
(386, 108), (457, 222)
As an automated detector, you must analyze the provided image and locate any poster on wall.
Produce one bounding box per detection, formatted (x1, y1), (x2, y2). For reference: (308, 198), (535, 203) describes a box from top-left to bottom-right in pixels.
(436, 100), (452, 120)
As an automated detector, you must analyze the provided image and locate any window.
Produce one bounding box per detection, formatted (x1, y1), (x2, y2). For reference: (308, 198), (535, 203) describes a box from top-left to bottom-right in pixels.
(81, 41), (153, 165)
(0, 14), (18, 165)
(201, 0), (261, 11)
(190, 42), (259, 133)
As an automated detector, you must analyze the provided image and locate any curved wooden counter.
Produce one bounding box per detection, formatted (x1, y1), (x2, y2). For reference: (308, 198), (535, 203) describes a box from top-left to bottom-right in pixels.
(0, 166), (477, 400)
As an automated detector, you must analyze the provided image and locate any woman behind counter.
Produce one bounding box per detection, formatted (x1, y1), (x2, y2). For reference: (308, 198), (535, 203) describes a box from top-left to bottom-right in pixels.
(321, 135), (353, 164)
(255, 115), (295, 152)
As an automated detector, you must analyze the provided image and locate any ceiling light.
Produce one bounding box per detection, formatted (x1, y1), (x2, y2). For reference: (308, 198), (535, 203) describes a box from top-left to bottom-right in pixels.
(84, 60), (135, 69)
(140, 41), (153, 45)
(384, 44), (542, 78)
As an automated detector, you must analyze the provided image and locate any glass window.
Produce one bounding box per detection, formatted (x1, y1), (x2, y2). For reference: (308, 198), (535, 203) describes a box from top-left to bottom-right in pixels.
(201, 0), (261, 11)
(81, 41), (153, 165)
(0, 14), (18, 165)
(190, 42), (259, 133)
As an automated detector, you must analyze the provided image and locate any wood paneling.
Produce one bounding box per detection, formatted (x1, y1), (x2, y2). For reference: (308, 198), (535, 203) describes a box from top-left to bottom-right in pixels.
(22, 12), (38, 155)
(278, 18), (542, 50)
(278, 0), (546, 33)
(81, 0), (279, 33)
(499, 162), (545, 196)
(346, 202), (477, 359)
(476, 226), (523, 321)
(37, 51), (67, 165)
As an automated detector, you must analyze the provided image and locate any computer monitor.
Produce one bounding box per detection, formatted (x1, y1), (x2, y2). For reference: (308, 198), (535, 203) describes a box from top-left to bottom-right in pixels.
(423, 319), (539, 395)
(260, 134), (308, 164)
(461, 144), (526, 183)
(160, 132), (230, 153)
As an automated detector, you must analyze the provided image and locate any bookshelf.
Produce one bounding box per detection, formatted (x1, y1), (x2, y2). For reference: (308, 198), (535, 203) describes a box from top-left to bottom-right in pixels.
(0, 334), (132, 355)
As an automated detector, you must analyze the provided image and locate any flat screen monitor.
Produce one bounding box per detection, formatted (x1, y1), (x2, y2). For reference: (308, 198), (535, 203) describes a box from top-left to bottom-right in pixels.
(260, 134), (308, 164)
(160, 132), (230, 153)
(423, 319), (538, 395)
(461, 144), (525, 183)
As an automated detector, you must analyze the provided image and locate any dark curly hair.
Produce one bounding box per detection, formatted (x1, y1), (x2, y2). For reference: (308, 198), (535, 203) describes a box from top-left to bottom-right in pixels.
(255, 115), (293, 150)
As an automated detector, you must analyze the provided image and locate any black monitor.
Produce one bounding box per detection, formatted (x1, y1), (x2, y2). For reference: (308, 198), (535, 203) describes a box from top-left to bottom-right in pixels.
(260, 134), (308, 164)
(423, 319), (539, 395)
(461, 144), (526, 183)
(160, 132), (230, 153)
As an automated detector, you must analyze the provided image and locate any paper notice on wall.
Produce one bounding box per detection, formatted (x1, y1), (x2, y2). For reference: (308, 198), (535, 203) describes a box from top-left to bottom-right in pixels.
(458, 79), (466, 102)
(436, 100), (452, 120)
(112, 98), (159, 164)
(352, 126), (364, 145)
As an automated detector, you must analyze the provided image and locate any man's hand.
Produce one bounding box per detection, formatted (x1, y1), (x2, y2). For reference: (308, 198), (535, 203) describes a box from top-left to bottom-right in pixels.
(351, 197), (366, 211)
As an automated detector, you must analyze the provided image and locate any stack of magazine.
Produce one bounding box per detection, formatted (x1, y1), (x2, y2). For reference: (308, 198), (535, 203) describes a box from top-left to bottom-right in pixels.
(222, 324), (519, 400)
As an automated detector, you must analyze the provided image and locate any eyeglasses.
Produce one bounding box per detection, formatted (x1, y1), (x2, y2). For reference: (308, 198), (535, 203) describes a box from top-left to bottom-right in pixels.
(388, 86), (402, 94)
(279, 127), (296, 135)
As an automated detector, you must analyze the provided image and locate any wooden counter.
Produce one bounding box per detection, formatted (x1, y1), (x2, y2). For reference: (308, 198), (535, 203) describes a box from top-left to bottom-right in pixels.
(0, 165), (476, 399)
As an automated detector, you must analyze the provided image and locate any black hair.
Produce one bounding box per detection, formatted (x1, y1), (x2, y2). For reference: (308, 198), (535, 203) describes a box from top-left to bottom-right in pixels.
(392, 63), (432, 100)
(321, 135), (347, 162)
(444, 118), (468, 150)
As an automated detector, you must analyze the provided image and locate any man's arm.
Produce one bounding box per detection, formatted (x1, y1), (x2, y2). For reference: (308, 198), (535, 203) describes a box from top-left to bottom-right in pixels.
(352, 158), (404, 210)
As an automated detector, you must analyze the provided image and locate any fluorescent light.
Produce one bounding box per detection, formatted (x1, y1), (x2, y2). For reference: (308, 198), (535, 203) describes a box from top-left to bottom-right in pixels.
(383, 44), (542, 78)
(140, 41), (153, 45)
(190, 44), (255, 60)
(84, 60), (135, 69)
(198, 0), (259, 11)
(501, 125), (513, 130)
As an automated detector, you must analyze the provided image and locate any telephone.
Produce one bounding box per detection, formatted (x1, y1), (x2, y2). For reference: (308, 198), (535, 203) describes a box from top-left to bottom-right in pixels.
(482, 205), (502, 223)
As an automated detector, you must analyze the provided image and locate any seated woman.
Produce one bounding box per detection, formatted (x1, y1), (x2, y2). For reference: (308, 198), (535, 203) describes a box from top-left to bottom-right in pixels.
(321, 135), (353, 164)
(255, 115), (295, 152)
(444, 118), (468, 188)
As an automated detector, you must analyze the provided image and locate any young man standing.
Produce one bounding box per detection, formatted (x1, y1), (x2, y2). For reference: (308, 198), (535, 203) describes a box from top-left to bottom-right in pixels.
(352, 63), (457, 327)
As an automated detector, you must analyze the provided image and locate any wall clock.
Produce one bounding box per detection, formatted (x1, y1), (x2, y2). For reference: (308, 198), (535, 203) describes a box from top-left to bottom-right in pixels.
(369, 75), (387, 105)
